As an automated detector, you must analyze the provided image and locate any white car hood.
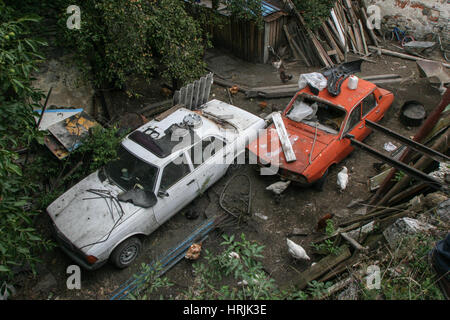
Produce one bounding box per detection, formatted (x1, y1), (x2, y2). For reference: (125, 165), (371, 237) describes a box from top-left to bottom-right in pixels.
(47, 171), (140, 249)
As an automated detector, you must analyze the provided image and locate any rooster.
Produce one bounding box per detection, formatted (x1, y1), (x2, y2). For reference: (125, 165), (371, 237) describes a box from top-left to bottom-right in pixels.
(279, 66), (293, 83)
(316, 213), (335, 232)
(287, 238), (310, 261)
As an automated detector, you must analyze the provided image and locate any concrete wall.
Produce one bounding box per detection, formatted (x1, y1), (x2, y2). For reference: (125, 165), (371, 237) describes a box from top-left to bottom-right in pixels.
(363, 0), (449, 40)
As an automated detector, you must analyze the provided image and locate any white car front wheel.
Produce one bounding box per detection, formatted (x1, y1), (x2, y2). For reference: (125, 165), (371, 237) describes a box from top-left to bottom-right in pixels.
(110, 237), (142, 269)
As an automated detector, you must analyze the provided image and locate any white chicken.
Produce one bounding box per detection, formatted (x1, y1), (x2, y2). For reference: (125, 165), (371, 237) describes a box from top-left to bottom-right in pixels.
(287, 238), (310, 261)
(266, 180), (291, 195)
(337, 166), (349, 192)
(272, 59), (282, 70)
(228, 251), (240, 260)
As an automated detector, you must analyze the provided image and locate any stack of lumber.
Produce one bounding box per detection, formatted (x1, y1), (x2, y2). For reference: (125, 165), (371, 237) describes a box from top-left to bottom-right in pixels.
(282, 0), (379, 67)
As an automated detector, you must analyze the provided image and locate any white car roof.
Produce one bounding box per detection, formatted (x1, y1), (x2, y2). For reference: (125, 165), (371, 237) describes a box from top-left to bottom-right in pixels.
(121, 105), (234, 167)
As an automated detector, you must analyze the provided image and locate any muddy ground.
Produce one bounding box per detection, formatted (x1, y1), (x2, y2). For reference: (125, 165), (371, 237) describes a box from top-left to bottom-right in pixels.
(13, 44), (446, 300)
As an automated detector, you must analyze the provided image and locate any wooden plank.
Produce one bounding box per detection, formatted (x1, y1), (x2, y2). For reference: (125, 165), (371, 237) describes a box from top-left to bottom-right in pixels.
(327, 18), (345, 52)
(322, 22), (344, 61)
(155, 104), (184, 121)
(359, 19), (369, 55)
(368, 46), (450, 68)
(361, 7), (379, 46)
(283, 25), (311, 66)
(330, 8), (346, 49)
(272, 112), (296, 162)
(352, 24), (364, 53)
(283, 0), (329, 67)
(283, 24), (301, 60)
(295, 245), (351, 290)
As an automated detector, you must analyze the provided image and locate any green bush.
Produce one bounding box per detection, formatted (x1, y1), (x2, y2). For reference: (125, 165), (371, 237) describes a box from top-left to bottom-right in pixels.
(59, 0), (206, 90)
(293, 0), (337, 31)
(0, 2), (53, 280)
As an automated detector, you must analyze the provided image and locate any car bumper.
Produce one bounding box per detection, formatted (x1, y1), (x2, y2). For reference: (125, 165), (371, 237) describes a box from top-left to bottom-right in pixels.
(52, 223), (107, 271)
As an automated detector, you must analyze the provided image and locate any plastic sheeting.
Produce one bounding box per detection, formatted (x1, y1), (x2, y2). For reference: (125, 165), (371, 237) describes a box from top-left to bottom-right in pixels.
(287, 100), (318, 122)
(298, 72), (328, 92)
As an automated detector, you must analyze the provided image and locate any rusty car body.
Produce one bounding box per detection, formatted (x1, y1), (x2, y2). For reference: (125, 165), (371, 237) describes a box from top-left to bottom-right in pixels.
(247, 78), (394, 188)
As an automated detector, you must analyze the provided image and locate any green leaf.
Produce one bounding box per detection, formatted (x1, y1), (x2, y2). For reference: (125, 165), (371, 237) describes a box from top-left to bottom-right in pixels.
(0, 265), (11, 272)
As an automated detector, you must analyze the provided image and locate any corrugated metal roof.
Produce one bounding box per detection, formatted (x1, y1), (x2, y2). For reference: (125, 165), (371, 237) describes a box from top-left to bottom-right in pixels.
(261, 1), (281, 17)
(185, 0), (283, 17)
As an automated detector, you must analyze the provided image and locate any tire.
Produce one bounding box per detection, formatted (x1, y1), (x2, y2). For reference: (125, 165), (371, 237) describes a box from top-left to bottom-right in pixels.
(314, 168), (329, 191)
(110, 237), (142, 269)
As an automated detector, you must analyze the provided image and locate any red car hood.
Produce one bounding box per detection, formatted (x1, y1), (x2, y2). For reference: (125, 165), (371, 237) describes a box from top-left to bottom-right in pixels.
(247, 118), (336, 173)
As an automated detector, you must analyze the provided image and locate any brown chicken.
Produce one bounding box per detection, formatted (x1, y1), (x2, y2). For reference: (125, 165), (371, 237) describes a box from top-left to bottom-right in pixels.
(258, 101), (268, 110)
(229, 85), (239, 95)
(316, 213), (335, 232)
(160, 87), (172, 98)
(185, 243), (202, 260)
(279, 66), (293, 83)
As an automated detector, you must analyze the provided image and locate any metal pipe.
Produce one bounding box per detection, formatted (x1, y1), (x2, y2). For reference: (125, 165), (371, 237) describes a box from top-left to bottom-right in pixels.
(370, 88), (450, 205)
(349, 138), (442, 190)
(365, 119), (450, 163)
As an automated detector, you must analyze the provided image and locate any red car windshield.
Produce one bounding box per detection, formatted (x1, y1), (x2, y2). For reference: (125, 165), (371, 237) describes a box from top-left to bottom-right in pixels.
(286, 95), (347, 134)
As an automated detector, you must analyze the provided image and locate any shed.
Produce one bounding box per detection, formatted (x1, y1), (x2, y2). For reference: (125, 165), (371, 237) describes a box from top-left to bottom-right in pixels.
(190, 0), (289, 64)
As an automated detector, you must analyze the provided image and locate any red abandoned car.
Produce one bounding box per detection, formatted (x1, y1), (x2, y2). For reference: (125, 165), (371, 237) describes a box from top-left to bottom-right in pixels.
(247, 77), (394, 189)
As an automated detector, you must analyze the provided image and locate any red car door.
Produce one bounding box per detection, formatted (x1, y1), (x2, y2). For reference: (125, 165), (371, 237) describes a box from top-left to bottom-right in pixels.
(336, 103), (365, 163)
(360, 90), (381, 139)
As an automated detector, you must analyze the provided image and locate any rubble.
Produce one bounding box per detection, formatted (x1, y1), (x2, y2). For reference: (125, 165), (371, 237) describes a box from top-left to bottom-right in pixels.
(32, 273), (57, 293)
(434, 199), (450, 223)
(337, 281), (358, 300)
(383, 217), (436, 249)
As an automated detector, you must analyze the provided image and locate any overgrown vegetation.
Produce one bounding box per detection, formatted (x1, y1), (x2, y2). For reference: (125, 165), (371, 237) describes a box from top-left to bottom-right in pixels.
(58, 0), (206, 90)
(25, 125), (127, 209)
(293, 0), (337, 30)
(131, 233), (336, 300)
(0, 2), (53, 279)
(223, 0), (263, 26)
(360, 233), (446, 300)
(128, 263), (174, 300)
(311, 220), (342, 255)
(0, 2), (126, 277)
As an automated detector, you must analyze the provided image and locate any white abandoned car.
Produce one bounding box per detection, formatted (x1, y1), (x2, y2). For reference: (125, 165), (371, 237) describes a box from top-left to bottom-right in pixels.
(47, 100), (265, 269)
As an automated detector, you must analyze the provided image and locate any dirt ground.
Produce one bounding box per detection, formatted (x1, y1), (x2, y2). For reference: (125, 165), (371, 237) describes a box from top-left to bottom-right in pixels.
(13, 45), (446, 300)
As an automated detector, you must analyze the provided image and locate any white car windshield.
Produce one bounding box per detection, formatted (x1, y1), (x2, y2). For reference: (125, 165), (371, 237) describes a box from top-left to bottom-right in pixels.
(105, 146), (158, 192)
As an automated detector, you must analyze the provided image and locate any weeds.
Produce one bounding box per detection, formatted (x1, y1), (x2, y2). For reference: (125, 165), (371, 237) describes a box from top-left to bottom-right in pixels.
(359, 233), (445, 300)
(127, 263), (173, 300)
(311, 220), (342, 256)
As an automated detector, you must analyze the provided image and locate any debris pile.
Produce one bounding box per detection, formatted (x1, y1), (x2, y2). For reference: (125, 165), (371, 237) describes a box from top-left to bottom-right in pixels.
(282, 0), (376, 68)
(286, 89), (450, 298)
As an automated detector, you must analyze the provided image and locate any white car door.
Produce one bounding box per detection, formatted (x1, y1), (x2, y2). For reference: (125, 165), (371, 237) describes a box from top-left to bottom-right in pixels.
(153, 152), (198, 225)
(188, 136), (230, 194)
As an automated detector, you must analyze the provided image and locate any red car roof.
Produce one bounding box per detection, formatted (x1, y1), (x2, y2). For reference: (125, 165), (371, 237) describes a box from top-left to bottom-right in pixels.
(296, 77), (377, 113)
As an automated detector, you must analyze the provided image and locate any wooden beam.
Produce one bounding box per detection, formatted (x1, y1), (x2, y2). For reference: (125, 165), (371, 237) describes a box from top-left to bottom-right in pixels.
(295, 245), (351, 290)
(369, 46), (450, 68)
(272, 112), (296, 162)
